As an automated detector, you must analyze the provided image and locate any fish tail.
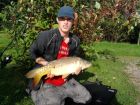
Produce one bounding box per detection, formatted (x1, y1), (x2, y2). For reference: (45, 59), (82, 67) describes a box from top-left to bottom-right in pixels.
(32, 69), (51, 86)
(33, 74), (42, 87)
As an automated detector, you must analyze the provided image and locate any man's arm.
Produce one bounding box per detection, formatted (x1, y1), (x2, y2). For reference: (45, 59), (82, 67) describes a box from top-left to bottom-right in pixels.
(30, 31), (50, 63)
(73, 37), (81, 57)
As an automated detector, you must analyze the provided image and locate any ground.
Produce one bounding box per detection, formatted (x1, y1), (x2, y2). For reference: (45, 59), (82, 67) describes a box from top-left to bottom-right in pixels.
(119, 56), (140, 105)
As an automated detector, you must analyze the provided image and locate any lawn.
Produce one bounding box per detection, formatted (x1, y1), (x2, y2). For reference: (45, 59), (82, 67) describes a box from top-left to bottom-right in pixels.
(94, 41), (140, 57)
(0, 31), (140, 105)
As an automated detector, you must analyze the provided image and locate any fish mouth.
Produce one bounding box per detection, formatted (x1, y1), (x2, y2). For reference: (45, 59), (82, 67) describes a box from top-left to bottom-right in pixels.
(87, 63), (92, 67)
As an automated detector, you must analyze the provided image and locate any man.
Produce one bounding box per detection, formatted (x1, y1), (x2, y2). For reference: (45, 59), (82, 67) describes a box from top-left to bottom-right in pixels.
(29, 6), (91, 105)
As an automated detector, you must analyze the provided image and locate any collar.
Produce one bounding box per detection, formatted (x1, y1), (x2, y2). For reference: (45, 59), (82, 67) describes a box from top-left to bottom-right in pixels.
(55, 28), (73, 44)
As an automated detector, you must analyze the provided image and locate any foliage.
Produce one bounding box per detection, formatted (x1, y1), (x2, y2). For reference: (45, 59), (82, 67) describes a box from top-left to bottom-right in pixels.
(0, 0), (17, 12)
(72, 1), (103, 43)
(81, 43), (116, 62)
(1, 0), (79, 66)
(1, 0), (140, 65)
(80, 44), (99, 60)
(76, 0), (140, 43)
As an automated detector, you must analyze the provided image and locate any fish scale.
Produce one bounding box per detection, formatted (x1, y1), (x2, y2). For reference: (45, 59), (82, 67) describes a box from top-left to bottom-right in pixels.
(25, 57), (92, 86)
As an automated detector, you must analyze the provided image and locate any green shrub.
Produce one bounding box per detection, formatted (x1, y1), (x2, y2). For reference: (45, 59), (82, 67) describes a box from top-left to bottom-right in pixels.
(1, 0), (140, 66)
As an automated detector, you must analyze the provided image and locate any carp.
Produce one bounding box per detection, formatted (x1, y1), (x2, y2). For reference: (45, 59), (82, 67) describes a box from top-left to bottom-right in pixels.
(25, 57), (92, 86)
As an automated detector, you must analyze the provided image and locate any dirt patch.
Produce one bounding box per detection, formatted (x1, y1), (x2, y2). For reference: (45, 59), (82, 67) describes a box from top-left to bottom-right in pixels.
(125, 62), (140, 91)
(119, 56), (140, 105)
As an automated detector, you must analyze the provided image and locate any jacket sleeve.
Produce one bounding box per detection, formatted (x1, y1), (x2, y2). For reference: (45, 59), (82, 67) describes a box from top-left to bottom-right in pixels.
(73, 36), (81, 57)
(30, 31), (49, 60)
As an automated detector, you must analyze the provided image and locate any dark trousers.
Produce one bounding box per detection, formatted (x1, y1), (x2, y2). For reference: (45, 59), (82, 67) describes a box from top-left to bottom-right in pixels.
(30, 78), (92, 105)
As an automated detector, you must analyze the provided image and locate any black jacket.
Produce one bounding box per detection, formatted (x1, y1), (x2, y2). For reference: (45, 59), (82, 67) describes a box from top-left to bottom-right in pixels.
(30, 28), (80, 62)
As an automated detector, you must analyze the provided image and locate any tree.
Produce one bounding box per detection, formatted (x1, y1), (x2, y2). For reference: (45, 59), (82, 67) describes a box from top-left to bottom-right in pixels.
(1, 0), (79, 66)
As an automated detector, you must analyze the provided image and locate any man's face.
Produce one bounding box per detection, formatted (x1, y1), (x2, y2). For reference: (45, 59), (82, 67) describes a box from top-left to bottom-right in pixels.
(57, 16), (73, 33)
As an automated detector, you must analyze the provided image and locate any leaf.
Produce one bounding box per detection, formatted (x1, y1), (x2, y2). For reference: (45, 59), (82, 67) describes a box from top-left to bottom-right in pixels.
(95, 1), (101, 9)
(122, 20), (129, 26)
(72, 0), (77, 7)
(47, 6), (53, 13)
(52, 24), (58, 28)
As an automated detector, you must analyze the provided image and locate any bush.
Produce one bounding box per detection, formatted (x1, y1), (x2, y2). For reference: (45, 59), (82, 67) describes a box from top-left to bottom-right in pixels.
(1, 0), (139, 66)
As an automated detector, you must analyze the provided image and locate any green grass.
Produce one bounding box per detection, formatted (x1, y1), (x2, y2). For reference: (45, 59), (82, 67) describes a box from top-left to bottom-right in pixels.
(0, 31), (140, 105)
(76, 58), (138, 105)
(93, 41), (140, 105)
(91, 59), (138, 105)
(94, 41), (140, 57)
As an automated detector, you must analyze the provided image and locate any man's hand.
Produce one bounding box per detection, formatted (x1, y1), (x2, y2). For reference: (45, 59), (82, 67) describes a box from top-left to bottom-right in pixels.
(40, 61), (48, 66)
(62, 74), (69, 79)
(45, 73), (54, 79)
(36, 57), (49, 66)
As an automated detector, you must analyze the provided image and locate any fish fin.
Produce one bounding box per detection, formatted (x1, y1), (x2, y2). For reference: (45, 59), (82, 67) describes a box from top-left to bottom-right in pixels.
(33, 74), (42, 87)
(32, 69), (51, 86)
(62, 74), (70, 79)
(25, 69), (38, 78)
